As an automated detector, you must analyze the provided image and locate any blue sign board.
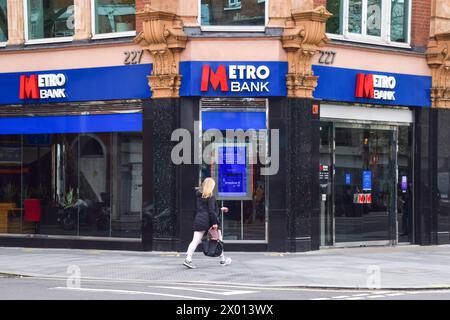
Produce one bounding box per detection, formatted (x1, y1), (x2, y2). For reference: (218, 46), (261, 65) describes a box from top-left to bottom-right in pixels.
(0, 64), (152, 105)
(345, 173), (351, 185)
(218, 146), (247, 198)
(313, 65), (432, 108)
(180, 61), (288, 97)
(362, 171), (372, 191)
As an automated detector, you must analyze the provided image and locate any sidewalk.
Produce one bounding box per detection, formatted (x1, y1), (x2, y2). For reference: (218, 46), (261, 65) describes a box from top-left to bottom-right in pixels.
(1, 245), (450, 290)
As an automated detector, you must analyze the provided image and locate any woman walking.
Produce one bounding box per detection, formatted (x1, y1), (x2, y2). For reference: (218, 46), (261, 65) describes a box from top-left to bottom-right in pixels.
(183, 177), (232, 269)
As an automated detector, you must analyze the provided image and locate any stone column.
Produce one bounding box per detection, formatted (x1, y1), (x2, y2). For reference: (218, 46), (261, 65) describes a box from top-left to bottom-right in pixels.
(427, 0), (450, 109)
(134, 5), (187, 99)
(426, 34), (450, 108)
(7, 0), (25, 45)
(282, 6), (331, 98)
(74, 0), (92, 40)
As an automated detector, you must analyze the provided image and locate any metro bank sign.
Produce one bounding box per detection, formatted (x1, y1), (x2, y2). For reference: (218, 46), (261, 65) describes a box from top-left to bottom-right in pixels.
(355, 73), (396, 101)
(180, 61), (288, 97)
(19, 73), (67, 100)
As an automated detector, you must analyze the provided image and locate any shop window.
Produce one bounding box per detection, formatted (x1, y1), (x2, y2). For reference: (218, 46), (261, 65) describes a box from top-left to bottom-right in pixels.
(0, 0), (7, 43)
(200, 0), (266, 29)
(26, 0), (74, 42)
(0, 132), (142, 239)
(93, 0), (135, 37)
(326, 0), (410, 46)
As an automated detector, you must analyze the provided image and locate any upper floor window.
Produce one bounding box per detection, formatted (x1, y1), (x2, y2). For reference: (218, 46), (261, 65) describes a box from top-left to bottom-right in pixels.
(0, 0), (7, 43)
(200, 0), (266, 29)
(93, 0), (135, 37)
(326, 0), (411, 46)
(26, 0), (74, 42)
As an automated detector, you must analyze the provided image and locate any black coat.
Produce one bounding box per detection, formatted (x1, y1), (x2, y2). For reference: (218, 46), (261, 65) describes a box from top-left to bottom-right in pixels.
(193, 190), (220, 231)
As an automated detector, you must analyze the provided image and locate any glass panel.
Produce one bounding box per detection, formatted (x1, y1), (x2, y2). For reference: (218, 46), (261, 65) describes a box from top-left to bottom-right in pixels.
(326, 0), (343, 34)
(0, 0), (8, 42)
(320, 123), (333, 246)
(0, 130), (142, 238)
(200, 100), (267, 242)
(0, 136), (21, 234)
(75, 134), (110, 237)
(111, 132), (142, 238)
(348, 0), (362, 34)
(391, 0), (408, 42)
(201, 0), (265, 26)
(398, 126), (413, 243)
(27, 0), (74, 40)
(95, 0), (135, 34)
(334, 126), (395, 243)
(367, 0), (382, 36)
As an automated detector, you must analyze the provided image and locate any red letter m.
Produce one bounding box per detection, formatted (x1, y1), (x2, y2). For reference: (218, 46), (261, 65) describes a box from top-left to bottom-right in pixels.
(200, 65), (229, 92)
(19, 75), (39, 99)
(355, 73), (374, 99)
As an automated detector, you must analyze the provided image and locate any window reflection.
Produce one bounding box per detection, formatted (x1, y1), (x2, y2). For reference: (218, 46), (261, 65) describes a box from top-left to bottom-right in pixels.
(391, 0), (408, 42)
(0, 132), (142, 238)
(0, 0), (7, 42)
(27, 0), (74, 40)
(95, 0), (135, 34)
(201, 0), (265, 27)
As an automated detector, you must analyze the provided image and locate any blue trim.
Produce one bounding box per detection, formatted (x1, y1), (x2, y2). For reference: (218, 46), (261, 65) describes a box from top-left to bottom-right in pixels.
(313, 65), (432, 108)
(202, 111), (266, 130)
(0, 114), (142, 135)
(0, 64), (152, 105)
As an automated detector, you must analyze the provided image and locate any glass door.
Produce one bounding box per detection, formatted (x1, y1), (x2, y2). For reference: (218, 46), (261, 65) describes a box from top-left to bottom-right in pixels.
(333, 123), (397, 244)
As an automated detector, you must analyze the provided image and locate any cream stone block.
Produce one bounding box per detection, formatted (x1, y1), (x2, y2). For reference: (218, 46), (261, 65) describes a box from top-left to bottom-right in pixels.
(74, 0), (92, 40)
(6, 0), (25, 45)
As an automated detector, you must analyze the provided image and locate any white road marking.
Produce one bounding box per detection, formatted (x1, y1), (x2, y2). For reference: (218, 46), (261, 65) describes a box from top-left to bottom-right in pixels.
(151, 285), (256, 296)
(385, 293), (405, 297)
(346, 297), (365, 300)
(366, 295), (386, 299)
(331, 296), (350, 299)
(351, 293), (371, 297)
(50, 287), (216, 300)
(310, 298), (331, 300)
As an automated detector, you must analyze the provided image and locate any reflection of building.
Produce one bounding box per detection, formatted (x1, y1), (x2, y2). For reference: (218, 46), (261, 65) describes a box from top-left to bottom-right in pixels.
(201, 0), (265, 25)
(0, 0), (450, 252)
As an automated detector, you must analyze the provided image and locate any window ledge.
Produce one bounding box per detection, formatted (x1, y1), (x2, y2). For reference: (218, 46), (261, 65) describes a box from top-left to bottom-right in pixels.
(223, 6), (242, 11)
(200, 25), (266, 32)
(25, 37), (74, 45)
(327, 34), (412, 50)
(0, 42), (6, 48)
(91, 31), (137, 40)
(184, 26), (283, 38)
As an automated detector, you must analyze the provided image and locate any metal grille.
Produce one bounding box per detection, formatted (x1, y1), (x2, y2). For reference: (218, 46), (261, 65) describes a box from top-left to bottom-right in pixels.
(0, 100), (144, 117)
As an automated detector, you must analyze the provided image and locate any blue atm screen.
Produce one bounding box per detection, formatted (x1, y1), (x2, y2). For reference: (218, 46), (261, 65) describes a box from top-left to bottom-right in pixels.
(218, 146), (247, 197)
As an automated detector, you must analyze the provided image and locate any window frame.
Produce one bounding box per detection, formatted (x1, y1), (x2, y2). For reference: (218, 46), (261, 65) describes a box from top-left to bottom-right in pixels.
(327, 0), (412, 49)
(199, 0), (269, 32)
(0, 0), (7, 47)
(24, 0), (74, 45)
(91, 0), (136, 40)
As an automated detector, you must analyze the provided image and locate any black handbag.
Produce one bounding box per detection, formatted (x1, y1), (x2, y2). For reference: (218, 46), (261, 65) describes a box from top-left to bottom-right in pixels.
(202, 238), (224, 257)
(202, 228), (224, 257)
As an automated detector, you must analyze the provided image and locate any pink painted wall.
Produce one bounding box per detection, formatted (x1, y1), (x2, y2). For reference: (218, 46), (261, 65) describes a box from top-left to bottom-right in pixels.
(313, 44), (430, 76)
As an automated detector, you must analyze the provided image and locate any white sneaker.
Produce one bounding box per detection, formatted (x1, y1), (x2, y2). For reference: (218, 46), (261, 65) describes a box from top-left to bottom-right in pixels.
(183, 259), (196, 269)
(220, 257), (232, 266)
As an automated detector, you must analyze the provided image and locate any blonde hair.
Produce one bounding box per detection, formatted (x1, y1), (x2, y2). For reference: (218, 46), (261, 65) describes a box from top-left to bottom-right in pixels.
(201, 178), (215, 198)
